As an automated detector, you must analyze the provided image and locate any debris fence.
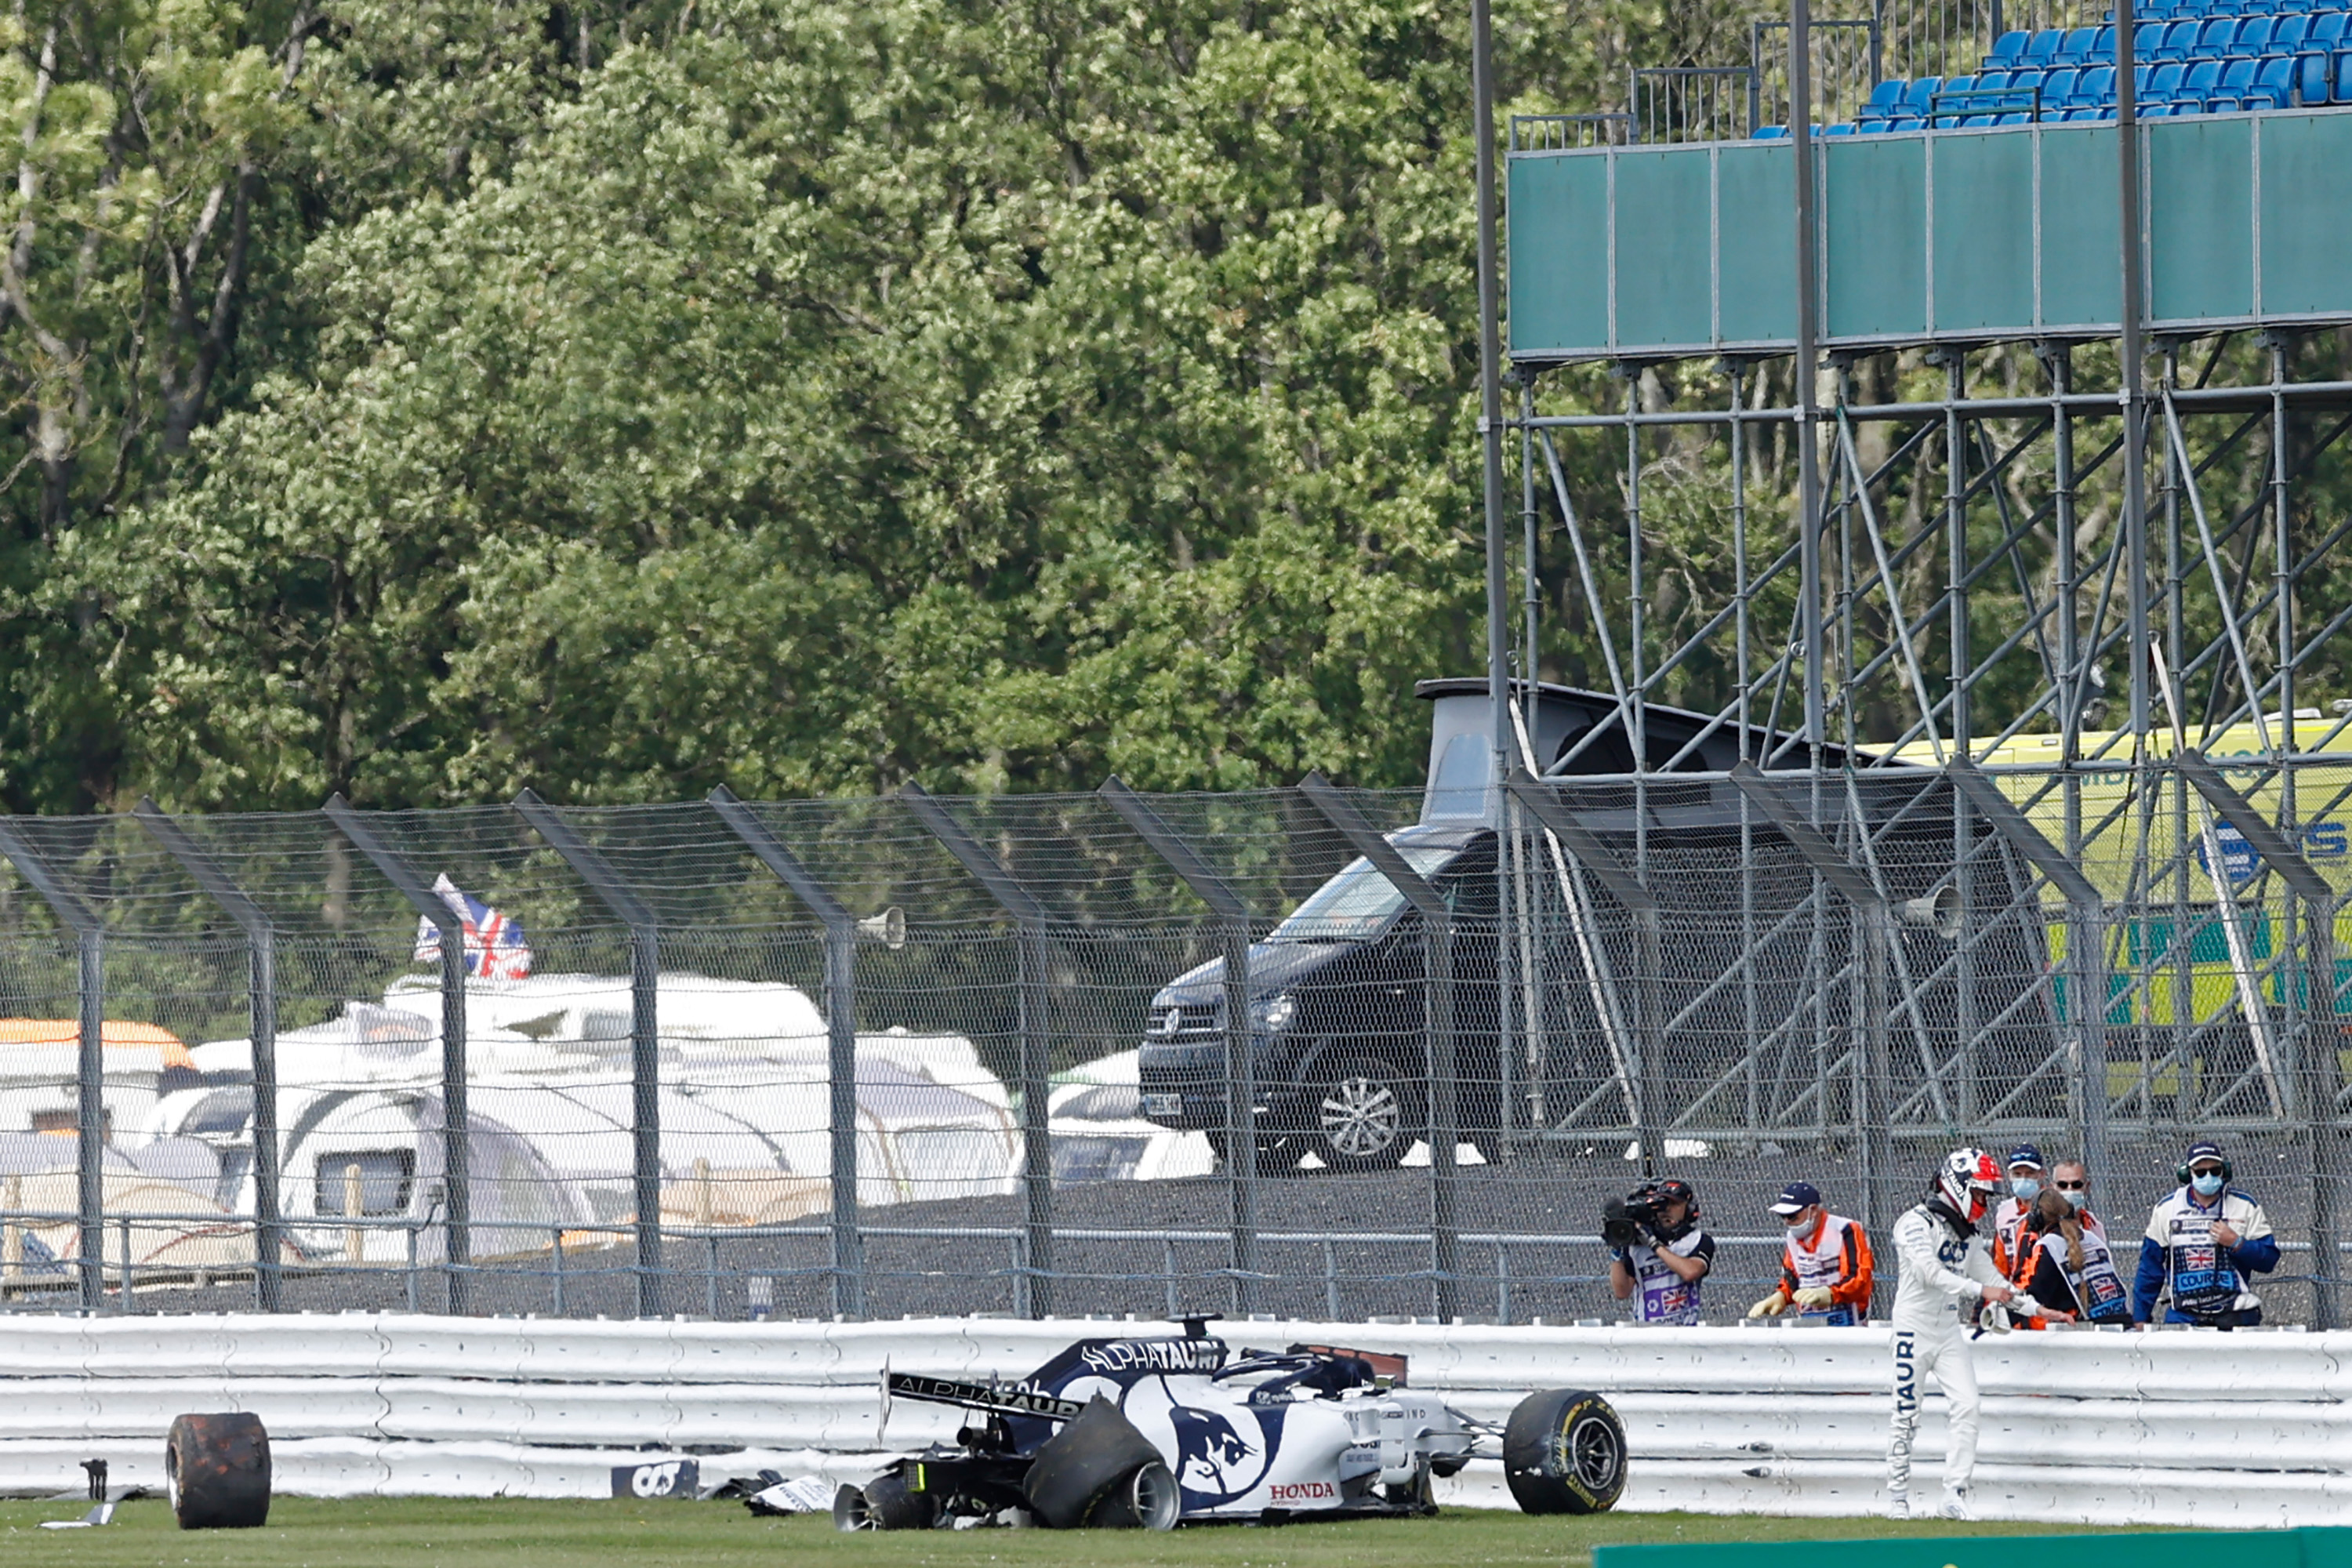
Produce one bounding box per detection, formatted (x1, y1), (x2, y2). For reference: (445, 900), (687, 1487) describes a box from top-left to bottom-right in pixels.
(0, 760), (2344, 1325)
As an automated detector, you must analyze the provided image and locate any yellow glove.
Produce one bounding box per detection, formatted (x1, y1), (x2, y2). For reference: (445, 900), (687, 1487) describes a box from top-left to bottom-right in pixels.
(1791, 1287), (1837, 1311)
(1747, 1289), (1791, 1319)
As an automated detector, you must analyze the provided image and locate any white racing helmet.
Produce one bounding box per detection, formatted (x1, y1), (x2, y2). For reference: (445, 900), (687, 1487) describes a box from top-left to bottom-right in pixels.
(1933, 1147), (2002, 1223)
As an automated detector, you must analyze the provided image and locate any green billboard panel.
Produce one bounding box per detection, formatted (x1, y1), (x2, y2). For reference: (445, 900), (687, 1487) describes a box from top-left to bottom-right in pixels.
(2149, 116), (2253, 325)
(1507, 153), (1607, 358)
(1930, 130), (2034, 333)
(2259, 112), (2352, 318)
(1824, 136), (1926, 339)
(1504, 112), (2352, 364)
(1613, 147), (1714, 350)
(2038, 124), (2122, 330)
(1716, 143), (1795, 346)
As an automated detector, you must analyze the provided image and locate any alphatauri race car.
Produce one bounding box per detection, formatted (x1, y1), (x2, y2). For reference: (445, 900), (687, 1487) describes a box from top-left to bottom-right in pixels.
(824, 1319), (1625, 1530)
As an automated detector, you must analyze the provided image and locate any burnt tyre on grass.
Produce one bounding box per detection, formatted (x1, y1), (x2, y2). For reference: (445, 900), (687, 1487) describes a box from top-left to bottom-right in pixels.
(165, 1412), (271, 1530)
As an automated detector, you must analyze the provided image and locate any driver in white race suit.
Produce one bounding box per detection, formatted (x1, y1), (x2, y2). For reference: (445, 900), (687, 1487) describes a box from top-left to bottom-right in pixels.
(1887, 1147), (2016, 1523)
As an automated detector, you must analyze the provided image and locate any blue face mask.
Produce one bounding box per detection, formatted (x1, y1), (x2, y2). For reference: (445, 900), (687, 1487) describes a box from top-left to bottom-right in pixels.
(2061, 1189), (2087, 1210)
(2191, 1171), (2225, 1199)
(2011, 1176), (2042, 1202)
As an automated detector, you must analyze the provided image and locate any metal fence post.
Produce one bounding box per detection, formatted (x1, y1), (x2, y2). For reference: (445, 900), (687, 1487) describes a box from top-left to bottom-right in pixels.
(1947, 759), (2113, 1188)
(709, 786), (865, 1318)
(1300, 773), (1461, 1321)
(1503, 773), (1662, 1173)
(899, 782), (1055, 1319)
(324, 796), (472, 1312)
(515, 789), (665, 1319)
(1098, 777), (1260, 1316)
(0, 822), (105, 1310)
(2176, 752), (2338, 1327)
(1729, 764), (1893, 1240)
(133, 800), (283, 1311)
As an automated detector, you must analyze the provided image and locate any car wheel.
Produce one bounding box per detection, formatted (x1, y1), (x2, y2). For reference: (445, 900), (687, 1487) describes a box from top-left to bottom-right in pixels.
(1310, 1054), (1417, 1173)
(1022, 1395), (1173, 1529)
(835, 1470), (938, 1531)
(1502, 1388), (1626, 1515)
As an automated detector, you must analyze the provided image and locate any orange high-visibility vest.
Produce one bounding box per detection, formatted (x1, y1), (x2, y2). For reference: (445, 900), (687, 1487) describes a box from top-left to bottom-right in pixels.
(1779, 1211), (1874, 1321)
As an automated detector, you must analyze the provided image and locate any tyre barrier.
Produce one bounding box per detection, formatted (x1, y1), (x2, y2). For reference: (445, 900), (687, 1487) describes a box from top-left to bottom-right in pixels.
(165, 1412), (270, 1530)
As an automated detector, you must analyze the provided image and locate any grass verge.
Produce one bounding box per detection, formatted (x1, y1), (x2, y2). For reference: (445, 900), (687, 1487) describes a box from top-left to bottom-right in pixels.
(0, 1497), (2141, 1568)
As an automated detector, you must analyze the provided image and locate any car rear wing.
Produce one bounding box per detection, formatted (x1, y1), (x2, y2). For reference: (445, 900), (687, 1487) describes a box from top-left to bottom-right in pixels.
(882, 1370), (1087, 1425)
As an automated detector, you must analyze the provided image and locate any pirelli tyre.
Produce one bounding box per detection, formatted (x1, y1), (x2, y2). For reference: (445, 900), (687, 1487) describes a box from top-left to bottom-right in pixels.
(1021, 1395), (1178, 1530)
(1502, 1388), (1626, 1515)
(833, 1470), (938, 1531)
(165, 1412), (271, 1530)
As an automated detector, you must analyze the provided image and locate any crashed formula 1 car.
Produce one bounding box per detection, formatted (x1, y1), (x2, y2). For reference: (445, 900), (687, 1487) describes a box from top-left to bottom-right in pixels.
(826, 1319), (1625, 1530)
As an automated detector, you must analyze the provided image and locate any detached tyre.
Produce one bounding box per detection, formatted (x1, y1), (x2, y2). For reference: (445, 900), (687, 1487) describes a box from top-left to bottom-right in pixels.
(1022, 1395), (1177, 1529)
(165, 1412), (270, 1530)
(1503, 1388), (1625, 1515)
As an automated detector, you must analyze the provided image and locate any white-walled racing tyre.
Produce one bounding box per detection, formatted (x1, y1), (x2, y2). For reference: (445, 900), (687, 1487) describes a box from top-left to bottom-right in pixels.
(1502, 1388), (1626, 1515)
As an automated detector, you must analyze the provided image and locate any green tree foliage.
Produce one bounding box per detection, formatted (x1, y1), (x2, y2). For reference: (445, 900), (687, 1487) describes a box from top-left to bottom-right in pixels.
(38, 0), (1625, 810)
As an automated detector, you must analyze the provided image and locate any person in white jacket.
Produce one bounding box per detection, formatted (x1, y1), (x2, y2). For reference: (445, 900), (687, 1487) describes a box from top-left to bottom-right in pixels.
(1887, 1146), (2015, 1523)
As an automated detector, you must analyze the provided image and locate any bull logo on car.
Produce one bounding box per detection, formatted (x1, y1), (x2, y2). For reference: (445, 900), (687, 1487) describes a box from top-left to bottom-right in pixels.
(1167, 1402), (1280, 1504)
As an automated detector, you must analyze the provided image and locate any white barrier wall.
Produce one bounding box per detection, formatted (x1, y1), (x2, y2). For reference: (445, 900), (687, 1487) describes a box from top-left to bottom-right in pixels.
(0, 1314), (2345, 1525)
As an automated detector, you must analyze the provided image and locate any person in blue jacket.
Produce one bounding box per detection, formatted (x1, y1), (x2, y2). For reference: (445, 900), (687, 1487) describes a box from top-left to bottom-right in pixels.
(2132, 1141), (2278, 1328)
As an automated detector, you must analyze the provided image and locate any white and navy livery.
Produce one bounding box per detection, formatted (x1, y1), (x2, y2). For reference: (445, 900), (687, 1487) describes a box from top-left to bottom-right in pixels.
(833, 1323), (1624, 1530)
(842, 1326), (1483, 1528)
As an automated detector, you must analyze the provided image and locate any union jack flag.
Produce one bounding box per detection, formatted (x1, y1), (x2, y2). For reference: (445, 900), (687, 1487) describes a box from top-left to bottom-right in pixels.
(413, 873), (533, 979)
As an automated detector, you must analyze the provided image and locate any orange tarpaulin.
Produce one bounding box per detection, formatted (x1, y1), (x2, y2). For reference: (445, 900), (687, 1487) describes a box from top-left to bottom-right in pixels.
(0, 1020), (194, 1070)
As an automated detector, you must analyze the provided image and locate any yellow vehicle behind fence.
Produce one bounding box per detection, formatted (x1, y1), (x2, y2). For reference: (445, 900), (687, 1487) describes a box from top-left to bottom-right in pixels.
(1916, 718), (2352, 1111)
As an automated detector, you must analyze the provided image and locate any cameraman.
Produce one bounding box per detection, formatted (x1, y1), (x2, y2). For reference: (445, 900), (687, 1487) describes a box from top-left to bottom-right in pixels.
(1606, 1178), (1715, 1325)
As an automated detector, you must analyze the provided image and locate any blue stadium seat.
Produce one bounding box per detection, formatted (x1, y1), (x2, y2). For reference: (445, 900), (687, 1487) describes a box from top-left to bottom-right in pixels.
(1987, 29), (2031, 67)
(2038, 65), (2078, 104)
(2194, 18), (2238, 55)
(2025, 27), (2066, 66)
(1859, 78), (1909, 121)
(1824, 122), (1857, 135)
(2278, 0), (2314, 13)
(1755, 125), (1789, 139)
(2270, 16), (2314, 53)
(1857, 118), (1894, 132)
(2297, 48), (2331, 100)
(2089, 24), (2117, 60)
(1978, 69), (2014, 90)
(2247, 56), (2296, 104)
(1904, 75), (1944, 115)
(2183, 57), (2227, 103)
(2225, 17), (2274, 56)
(1888, 115), (1924, 130)
(2310, 9), (2349, 46)
(2148, 20), (2199, 59)
(2147, 60), (2188, 100)
(2058, 26), (2101, 62)
(2334, 49), (2352, 98)
(2216, 56), (2259, 103)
